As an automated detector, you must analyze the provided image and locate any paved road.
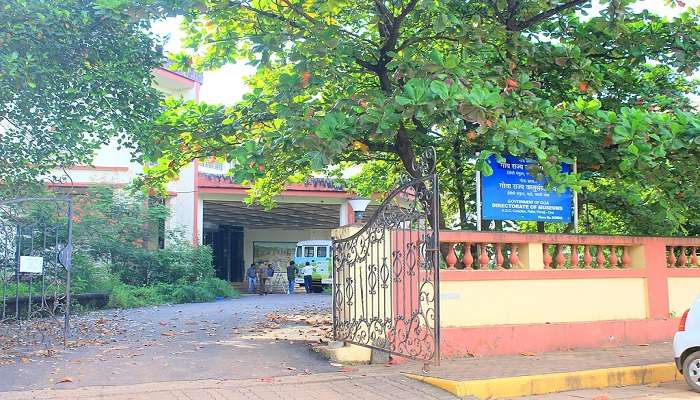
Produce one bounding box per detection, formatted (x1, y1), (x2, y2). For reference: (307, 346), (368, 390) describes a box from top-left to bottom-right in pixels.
(0, 373), (456, 400)
(0, 293), (454, 399)
(1, 294), (341, 391)
(4, 294), (696, 400)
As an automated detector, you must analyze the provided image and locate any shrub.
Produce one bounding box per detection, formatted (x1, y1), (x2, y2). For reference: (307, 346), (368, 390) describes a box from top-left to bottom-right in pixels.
(196, 277), (238, 299)
(171, 278), (239, 304)
(106, 278), (239, 309)
(108, 283), (145, 309)
(18, 187), (234, 309)
(71, 253), (115, 294)
(171, 284), (214, 304)
(152, 238), (214, 284)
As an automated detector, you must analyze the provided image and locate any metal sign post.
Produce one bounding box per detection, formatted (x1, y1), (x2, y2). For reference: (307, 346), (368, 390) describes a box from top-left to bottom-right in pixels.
(475, 170), (482, 231)
(573, 159), (579, 233)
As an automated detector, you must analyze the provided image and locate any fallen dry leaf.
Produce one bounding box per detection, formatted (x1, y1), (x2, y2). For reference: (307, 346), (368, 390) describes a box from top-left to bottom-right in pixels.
(520, 352), (536, 356)
(57, 377), (74, 384)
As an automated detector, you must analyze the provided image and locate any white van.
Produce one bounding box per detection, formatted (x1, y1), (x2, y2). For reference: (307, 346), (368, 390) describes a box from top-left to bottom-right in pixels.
(293, 240), (332, 291)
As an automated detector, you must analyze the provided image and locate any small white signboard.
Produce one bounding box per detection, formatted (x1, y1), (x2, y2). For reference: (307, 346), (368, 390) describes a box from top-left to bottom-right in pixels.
(19, 256), (44, 274)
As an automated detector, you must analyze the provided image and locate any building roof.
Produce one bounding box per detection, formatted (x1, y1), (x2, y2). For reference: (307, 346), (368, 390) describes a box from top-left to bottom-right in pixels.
(198, 173), (348, 194)
(160, 59), (203, 83)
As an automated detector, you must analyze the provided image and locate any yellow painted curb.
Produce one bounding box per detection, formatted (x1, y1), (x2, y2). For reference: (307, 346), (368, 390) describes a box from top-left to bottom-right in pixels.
(405, 362), (681, 399)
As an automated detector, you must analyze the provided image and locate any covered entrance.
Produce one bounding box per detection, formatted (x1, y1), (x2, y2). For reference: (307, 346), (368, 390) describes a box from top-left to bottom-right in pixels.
(202, 200), (345, 285)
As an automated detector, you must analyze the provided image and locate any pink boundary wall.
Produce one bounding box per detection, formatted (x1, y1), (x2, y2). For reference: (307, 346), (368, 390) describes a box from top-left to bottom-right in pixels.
(437, 231), (700, 358)
(441, 318), (678, 357)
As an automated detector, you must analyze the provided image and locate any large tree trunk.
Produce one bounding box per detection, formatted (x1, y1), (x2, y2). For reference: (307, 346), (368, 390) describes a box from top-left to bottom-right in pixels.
(394, 126), (451, 264)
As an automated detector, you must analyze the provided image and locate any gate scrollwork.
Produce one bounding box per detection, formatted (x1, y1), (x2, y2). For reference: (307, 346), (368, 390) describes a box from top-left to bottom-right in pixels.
(332, 148), (440, 363)
(0, 197), (73, 348)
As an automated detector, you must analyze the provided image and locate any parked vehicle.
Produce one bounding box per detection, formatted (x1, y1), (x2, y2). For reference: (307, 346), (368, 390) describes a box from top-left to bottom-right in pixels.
(293, 240), (332, 292)
(674, 294), (700, 392)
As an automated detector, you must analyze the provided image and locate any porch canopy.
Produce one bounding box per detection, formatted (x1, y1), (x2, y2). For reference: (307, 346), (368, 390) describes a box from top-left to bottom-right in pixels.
(203, 200), (343, 229)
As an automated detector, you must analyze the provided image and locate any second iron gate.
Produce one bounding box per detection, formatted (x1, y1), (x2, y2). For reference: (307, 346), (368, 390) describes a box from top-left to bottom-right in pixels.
(0, 197), (73, 347)
(332, 148), (440, 364)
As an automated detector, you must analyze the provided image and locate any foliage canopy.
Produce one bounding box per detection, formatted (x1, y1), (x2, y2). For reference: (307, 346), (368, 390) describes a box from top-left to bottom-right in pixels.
(105, 1), (700, 233)
(0, 0), (164, 191)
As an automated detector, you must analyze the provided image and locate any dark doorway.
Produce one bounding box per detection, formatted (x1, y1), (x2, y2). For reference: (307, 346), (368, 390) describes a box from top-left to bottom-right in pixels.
(204, 226), (244, 282)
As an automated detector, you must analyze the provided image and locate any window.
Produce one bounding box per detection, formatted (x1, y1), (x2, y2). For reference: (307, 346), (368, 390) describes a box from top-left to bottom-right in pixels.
(304, 246), (315, 257)
(316, 246), (327, 258)
(296, 246), (302, 258)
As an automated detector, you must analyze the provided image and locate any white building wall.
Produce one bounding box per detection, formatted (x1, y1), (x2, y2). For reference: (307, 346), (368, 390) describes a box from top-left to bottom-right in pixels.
(165, 163), (197, 243)
(339, 202), (350, 226)
(242, 228), (332, 268)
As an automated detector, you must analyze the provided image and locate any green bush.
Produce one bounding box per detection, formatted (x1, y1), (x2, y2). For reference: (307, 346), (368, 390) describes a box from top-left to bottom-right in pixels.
(108, 283), (146, 309)
(151, 239), (214, 284)
(196, 277), (238, 298)
(106, 278), (239, 309)
(15, 187), (238, 310)
(71, 253), (115, 294)
(171, 284), (214, 303)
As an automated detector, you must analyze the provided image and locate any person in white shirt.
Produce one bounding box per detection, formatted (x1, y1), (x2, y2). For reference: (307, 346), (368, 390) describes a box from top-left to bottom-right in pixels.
(301, 262), (314, 293)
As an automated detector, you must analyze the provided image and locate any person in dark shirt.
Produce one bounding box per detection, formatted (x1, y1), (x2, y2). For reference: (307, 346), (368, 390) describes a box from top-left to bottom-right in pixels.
(286, 261), (297, 295)
(246, 263), (257, 294)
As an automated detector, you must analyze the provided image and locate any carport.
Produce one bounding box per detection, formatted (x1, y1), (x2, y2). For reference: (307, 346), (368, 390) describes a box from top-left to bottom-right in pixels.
(201, 200), (344, 284)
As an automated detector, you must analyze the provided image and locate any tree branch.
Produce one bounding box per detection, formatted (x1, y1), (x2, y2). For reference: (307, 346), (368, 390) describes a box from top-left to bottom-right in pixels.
(515, 0), (589, 31)
(397, 34), (460, 51)
(278, 0), (318, 25)
(358, 138), (397, 153)
(504, 0), (520, 31)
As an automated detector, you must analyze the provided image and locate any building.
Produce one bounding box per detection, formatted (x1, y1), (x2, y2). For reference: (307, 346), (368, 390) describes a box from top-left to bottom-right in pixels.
(52, 62), (366, 284)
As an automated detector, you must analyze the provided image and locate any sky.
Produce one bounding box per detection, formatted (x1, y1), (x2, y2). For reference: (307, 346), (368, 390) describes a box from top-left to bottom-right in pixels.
(150, 0), (700, 106)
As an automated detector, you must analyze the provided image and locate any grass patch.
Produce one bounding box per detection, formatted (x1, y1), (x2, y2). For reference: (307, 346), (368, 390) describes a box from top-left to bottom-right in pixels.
(107, 278), (240, 309)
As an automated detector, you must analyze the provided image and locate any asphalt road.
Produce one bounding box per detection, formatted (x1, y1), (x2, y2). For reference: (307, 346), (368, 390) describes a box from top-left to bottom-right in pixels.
(0, 294), (338, 391)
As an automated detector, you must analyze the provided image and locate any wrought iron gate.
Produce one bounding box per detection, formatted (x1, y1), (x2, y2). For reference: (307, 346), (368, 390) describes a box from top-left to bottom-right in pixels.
(0, 197), (73, 347)
(332, 148), (440, 363)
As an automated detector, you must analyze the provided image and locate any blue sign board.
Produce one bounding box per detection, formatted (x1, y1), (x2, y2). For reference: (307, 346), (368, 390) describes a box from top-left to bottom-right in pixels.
(481, 155), (572, 223)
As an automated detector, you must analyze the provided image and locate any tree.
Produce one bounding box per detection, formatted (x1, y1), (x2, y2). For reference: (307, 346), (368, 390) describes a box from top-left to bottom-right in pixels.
(0, 0), (165, 194)
(142, 0), (700, 234)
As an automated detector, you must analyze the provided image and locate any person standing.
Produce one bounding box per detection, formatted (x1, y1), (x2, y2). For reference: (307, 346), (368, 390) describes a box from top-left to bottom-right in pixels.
(256, 264), (268, 295)
(265, 264), (275, 293)
(286, 261), (296, 295)
(246, 263), (257, 294)
(301, 261), (314, 294)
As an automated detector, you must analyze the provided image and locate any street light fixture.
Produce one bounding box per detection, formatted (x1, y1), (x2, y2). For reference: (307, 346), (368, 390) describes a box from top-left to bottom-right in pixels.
(348, 197), (371, 223)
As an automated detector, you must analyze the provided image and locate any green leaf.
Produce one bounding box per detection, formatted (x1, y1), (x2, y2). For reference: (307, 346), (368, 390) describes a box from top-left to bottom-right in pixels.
(395, 96), (413, 106)
(534, 148), (547, 160)
(430, 80), (450, 100)
(627, 143), (639, 156)
(429, 49), (443, 65)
